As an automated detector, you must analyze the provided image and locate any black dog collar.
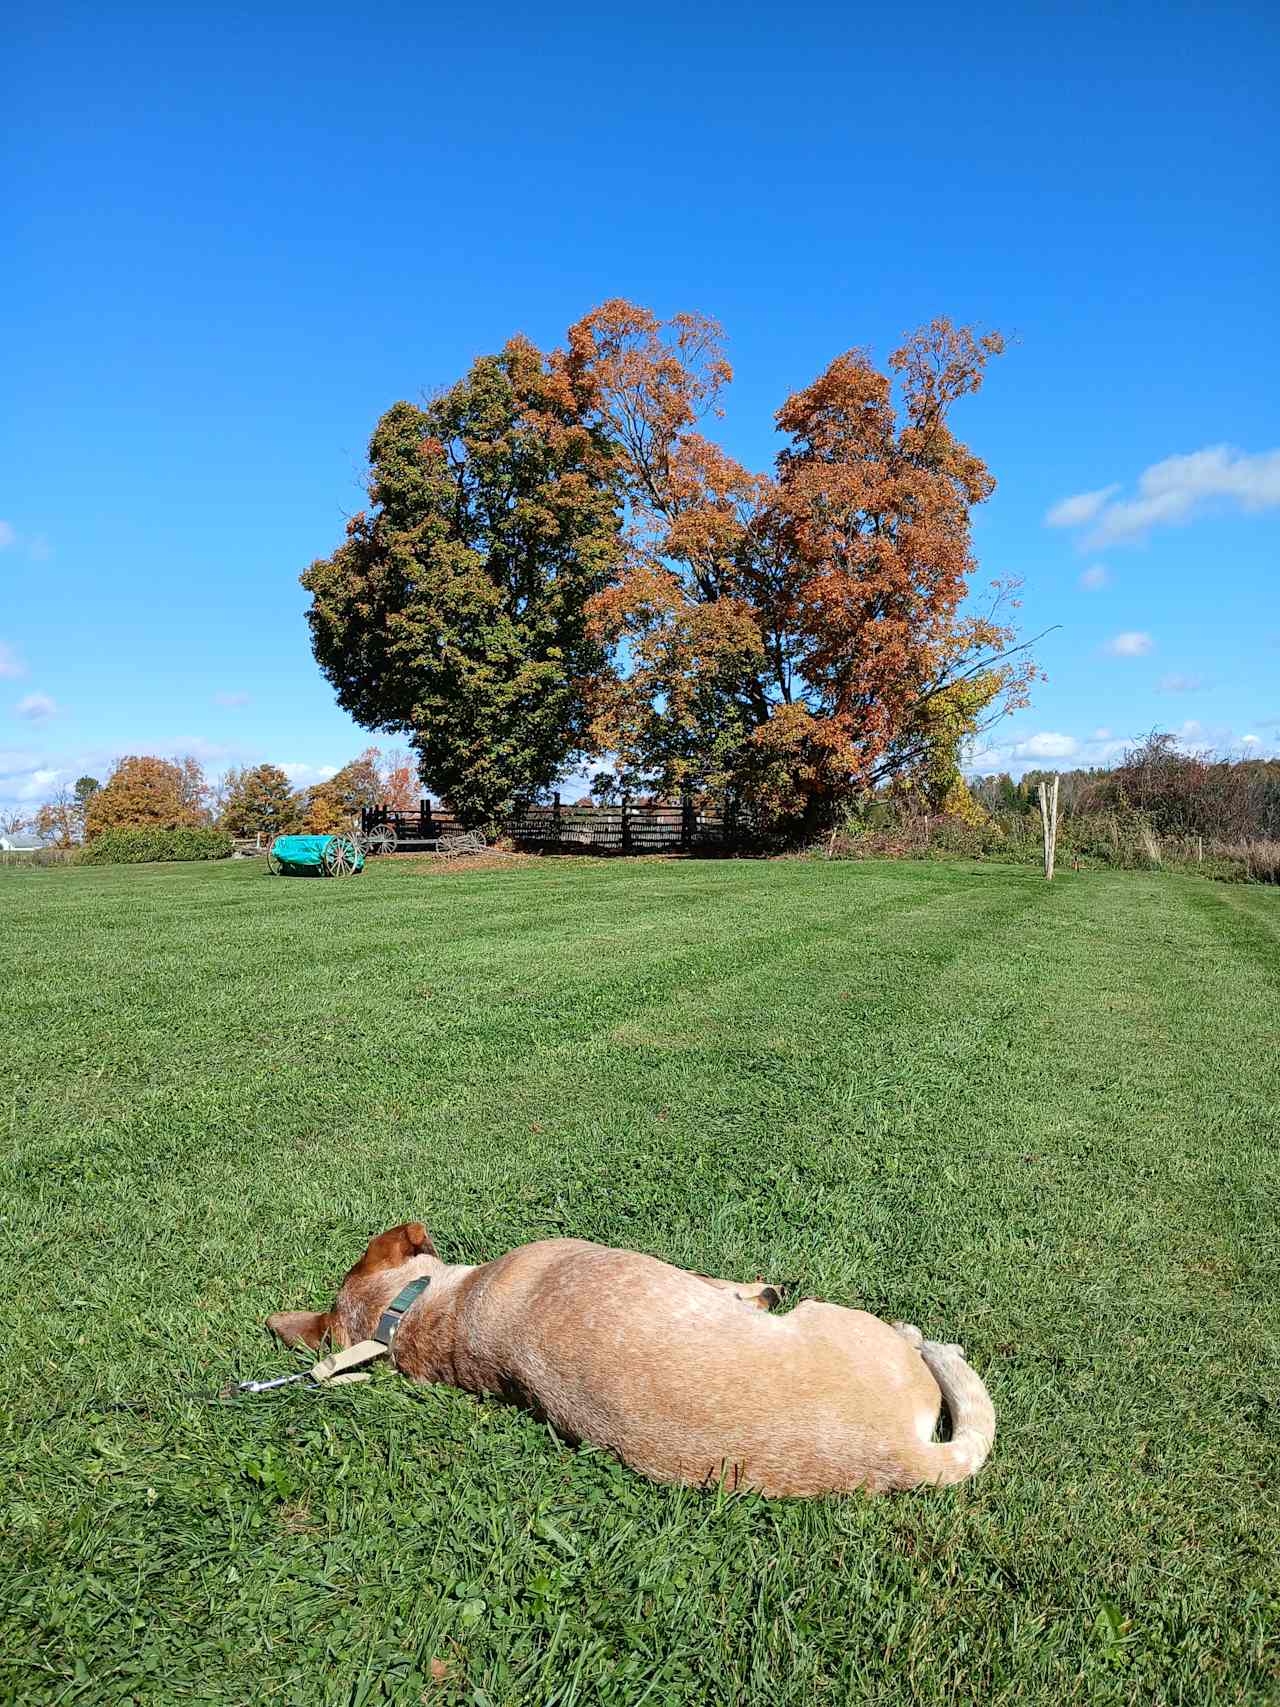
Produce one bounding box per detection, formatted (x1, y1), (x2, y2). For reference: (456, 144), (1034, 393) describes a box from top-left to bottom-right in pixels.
(372, 1275), (431, 1349)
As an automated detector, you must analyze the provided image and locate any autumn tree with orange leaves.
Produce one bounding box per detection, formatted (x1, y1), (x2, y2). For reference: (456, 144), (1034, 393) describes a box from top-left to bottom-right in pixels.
(380, 748), (419, 811)
(304, 302), (1035, 830)
(84, 755), (209, 839)
(561, 302), (1036, 827)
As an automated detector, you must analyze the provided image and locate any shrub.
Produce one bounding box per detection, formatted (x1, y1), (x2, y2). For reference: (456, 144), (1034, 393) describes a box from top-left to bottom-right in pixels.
(827, 809), (1019, 864)
(77, 828), (234, 865)
(825, 803), (1280, 886)
(1165, 836), (1280, 885)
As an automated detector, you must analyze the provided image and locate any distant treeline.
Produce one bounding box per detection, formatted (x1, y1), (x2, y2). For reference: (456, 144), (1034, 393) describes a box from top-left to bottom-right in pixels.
(970, 734), (1280, 841)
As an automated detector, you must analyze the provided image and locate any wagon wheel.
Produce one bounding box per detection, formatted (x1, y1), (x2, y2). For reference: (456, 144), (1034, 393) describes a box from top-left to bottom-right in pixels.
(438, 835), (460, 859)
(323, 834), (358, 877)
(266, 838), (285, 876)
(370, 824), (397, 855)
(466, 830), (487, 853)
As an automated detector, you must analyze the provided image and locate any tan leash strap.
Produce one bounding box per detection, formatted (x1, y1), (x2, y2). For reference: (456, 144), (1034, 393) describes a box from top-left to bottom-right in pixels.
(310, 1339), (389, 1384)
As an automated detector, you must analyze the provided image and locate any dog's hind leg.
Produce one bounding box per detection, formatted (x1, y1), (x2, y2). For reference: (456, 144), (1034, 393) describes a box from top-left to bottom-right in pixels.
(891, 1322), (924, 1349)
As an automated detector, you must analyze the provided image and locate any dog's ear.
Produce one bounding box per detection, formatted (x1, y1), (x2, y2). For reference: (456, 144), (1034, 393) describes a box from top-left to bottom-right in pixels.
(265, 1309), (342, 1350)
(350, 1221), (438, 1278)
(404, 1222), (436, 1256)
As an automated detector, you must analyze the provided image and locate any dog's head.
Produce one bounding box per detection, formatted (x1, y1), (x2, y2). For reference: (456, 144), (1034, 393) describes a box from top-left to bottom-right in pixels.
(266, 1220), (437, 1351)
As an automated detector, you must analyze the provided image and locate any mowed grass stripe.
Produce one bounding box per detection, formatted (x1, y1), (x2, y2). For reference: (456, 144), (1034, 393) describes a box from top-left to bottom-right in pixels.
(1, 857), (1276, 1705)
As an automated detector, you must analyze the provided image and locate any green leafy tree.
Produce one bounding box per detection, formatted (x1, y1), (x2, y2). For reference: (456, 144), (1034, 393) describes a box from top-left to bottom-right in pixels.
(302, 337), (621, 823)
(888, 673), (1002, 824)
(220, 764), (302, 838)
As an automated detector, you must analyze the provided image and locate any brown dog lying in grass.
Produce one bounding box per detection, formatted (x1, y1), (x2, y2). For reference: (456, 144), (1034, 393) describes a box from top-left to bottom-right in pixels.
(268, 1222), (995, 1498)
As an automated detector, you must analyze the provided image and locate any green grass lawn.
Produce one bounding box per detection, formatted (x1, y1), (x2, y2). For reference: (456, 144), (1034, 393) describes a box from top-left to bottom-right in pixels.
(2, 854), (1277, 1705)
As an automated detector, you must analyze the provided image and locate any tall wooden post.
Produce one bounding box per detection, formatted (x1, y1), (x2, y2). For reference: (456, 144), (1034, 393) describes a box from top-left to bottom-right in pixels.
(1038, 775), (1060, 881)
(621, 794), (631, 853)
(681, 790), (694, 852)
(553, 792), (562, 842)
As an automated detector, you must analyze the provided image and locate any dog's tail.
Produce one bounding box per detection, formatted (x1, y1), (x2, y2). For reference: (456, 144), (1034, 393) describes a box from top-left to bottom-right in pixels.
(912, 1338), (996, 1486)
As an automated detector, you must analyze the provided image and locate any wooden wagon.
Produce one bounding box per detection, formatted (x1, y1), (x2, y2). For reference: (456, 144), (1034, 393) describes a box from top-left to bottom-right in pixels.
(266, 833), (365, 877)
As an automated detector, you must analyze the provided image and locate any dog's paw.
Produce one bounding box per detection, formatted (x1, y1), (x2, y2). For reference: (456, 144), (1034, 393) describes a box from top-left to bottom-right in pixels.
(922, 1339), (966, 1360)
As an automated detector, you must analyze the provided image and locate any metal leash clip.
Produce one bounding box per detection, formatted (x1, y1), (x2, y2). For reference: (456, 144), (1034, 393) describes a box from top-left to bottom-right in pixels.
(223, 1339), (389, 1399)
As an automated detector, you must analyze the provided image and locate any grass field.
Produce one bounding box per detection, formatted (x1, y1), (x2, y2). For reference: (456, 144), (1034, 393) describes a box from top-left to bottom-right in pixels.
(2, 854), (1277, 1705)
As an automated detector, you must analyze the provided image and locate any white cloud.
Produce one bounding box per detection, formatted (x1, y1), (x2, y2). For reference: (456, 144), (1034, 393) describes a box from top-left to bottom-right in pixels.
(1104, 631), (1154, 657)
(0, 641), (26, 680)
(967, 726), (1135, 778)
(3, 766), (63, 803)
(0, 747), (117, 815)
(1174, 716), (1221, 751)
(1014, 732), (1079, 759)
(280, 762), (338, 784)
(0, 522), (15, 550)
(213, 691), (251, 708)
(16, 693), (57, 723)
(1157, 673), (1206, 693)
(1048, 445), (1280, 548)
(1045, 486), (1119, 529)
(1079, 564), (1108, 590)
(0, 749), (41, 772)
(166, 736), (234, 765)
(1240, 734), (1261, 747)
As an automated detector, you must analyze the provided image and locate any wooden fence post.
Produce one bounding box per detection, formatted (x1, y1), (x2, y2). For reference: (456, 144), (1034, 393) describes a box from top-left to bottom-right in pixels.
(681, 790), (693, 852)
(621, 794), (631, 852)
(553, 792), (562, 842)
(1038, 775), (1060, 880)
(1051, 774), (1060, 879)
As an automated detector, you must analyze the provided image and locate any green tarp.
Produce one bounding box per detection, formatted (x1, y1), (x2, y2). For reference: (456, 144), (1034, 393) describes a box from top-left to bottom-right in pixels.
(269, 834), (364, 875)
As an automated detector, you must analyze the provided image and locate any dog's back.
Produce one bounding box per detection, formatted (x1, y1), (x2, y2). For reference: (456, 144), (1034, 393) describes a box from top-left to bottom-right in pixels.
(392, 1240), (992, 1496)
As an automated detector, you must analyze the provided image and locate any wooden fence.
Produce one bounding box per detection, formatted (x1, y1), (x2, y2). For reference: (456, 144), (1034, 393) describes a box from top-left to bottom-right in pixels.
(361, 794), (751, 853)
(507, 794), (731, 854)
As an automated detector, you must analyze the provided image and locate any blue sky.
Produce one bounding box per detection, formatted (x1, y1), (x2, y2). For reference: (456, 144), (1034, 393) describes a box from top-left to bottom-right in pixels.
(4, 0), (1278, 815)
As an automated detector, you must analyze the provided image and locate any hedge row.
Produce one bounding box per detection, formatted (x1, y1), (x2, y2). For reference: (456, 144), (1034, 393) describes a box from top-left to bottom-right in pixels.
(78, 828), (234, 865)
